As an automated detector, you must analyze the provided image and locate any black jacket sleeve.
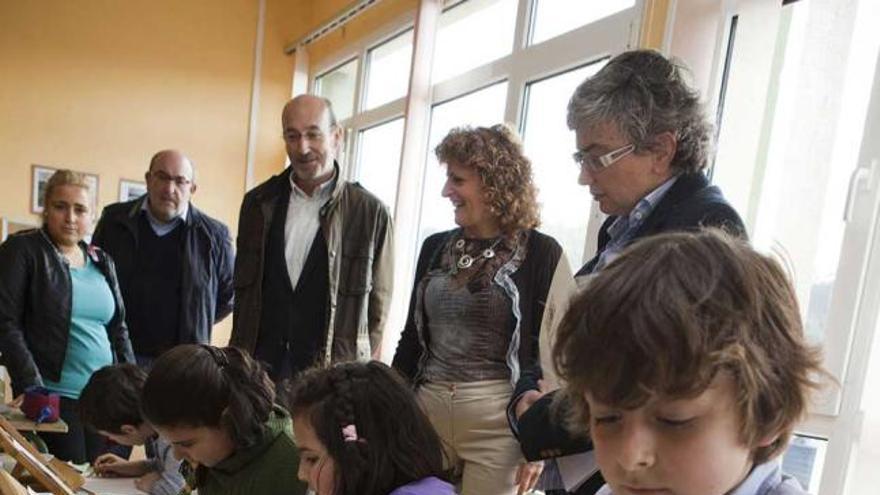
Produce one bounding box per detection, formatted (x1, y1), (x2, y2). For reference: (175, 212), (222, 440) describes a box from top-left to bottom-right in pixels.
(516, 391), (593, 461)
(214, 223), (235, 323)
(391, 233), (444, 383)
(0, 237), (43, 394)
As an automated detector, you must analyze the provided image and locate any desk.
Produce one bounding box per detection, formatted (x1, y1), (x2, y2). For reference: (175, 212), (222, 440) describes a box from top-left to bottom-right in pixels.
(0, 406), (68, 434)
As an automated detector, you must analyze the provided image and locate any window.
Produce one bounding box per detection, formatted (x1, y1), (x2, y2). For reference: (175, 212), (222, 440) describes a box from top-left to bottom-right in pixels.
(716, 0), (879, 347)
(522, 61), (605, 268)
(782, 435), (828, 493)
(432, 0), (518, 84)
(704, 0), (880, 491)
(417, 82), (508, 244)
(364, 30), (413, 110)
(529, 0), (635, 45)
(315, 59), (358, 121)
(355, 118), (405, 210)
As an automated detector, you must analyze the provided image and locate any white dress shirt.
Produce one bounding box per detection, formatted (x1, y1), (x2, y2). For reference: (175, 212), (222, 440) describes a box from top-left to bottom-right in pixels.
(283, 171), (336, 290)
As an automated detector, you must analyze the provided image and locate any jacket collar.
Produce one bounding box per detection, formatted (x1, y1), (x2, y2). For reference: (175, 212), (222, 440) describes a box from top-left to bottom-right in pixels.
(204, 405), (291, 475)
(38, 226), (101, 265)
(259, 161), (345, 212)
(630, 172), (710, 237)
(124, 194), (199, 231)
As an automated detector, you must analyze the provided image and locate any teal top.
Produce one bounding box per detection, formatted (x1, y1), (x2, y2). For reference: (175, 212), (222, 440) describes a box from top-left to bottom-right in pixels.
(43, 257), (114, 399)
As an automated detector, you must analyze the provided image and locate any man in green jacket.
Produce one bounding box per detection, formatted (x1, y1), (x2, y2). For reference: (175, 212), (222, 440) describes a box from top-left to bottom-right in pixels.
(230, 95), (394, 381)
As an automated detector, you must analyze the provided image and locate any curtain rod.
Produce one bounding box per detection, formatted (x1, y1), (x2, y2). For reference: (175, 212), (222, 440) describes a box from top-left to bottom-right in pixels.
(284, 0), (379, 54)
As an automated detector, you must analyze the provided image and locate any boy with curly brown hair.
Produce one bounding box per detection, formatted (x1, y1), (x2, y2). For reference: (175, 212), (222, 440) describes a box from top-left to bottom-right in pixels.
(553, 230), (826, 495)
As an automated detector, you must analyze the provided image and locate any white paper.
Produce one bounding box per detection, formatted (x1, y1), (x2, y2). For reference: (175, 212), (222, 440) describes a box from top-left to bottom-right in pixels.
(80, 476), (142, 495)
(556, 451), (599, 492)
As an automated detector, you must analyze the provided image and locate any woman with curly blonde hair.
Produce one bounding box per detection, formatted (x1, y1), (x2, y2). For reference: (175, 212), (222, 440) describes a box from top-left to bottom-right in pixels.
(393, 124), (573, 495)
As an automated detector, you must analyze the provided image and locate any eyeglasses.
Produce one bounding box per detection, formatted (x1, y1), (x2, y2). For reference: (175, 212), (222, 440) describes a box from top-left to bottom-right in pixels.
(572, 143), (635, 173)
(149, 171), (192, 188)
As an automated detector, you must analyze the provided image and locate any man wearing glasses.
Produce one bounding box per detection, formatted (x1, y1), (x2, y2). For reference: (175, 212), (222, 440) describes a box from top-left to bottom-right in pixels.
(230, 94), (393, 382)
(93, 149), (234, 368)
(509, 50), (746, 495)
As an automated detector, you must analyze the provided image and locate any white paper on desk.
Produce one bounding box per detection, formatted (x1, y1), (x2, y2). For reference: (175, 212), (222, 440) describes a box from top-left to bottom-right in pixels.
(81, 476), (142, 495)
(557, 451), (599, 492)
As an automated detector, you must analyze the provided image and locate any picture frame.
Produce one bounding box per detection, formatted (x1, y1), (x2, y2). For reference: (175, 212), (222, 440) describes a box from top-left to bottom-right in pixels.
(118, 179), (147, 202)
(31, 165), (99, 214)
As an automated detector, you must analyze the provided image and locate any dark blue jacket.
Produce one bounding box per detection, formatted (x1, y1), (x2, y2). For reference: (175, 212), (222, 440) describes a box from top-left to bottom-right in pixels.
(579, 172), (745, 274)
(92, 196), (234, 349)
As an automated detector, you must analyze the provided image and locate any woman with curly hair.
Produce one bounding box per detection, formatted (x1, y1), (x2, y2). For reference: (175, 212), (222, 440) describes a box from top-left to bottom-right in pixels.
(393, 124), (574, 495)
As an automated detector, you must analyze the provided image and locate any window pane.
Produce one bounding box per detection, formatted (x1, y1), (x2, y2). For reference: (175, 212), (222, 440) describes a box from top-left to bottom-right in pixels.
(417, 82), (508, 243)
(522, 62), (605, 269)
(315, 59), (358, 121)
(729, 0), (880, 346)
(432, 0), (518, 84)
(782, 435), (827, 494)
(530, 0), (635, 45)
(365, 30), (414, 110)
(356, 118), (405, 211)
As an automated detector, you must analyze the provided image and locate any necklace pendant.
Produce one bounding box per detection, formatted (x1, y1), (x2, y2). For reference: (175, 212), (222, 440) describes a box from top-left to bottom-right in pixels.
(457, 254), (474, 269)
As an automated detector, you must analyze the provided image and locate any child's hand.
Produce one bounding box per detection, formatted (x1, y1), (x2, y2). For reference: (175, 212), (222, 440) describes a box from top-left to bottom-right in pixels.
(515, 460), (543, 495)
(93, 454), (142, 477)
(134, 471), (160, 493)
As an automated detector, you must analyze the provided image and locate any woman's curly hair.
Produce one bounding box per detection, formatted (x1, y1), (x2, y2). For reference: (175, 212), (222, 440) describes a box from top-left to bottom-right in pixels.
(435, 124), (540, 233)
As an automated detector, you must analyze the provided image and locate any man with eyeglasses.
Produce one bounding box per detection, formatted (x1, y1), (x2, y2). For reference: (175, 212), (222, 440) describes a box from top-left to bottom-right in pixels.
(508, 50), (746, 495)
(93, 149), (234, 368)
(229, 94), (393, 382)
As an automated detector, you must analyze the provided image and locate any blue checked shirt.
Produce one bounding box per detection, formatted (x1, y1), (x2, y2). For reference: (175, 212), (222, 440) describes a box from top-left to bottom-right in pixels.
(592, 176), (678, 272)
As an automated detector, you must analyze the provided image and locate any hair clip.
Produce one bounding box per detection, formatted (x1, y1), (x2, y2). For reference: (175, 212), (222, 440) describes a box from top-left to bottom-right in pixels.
(202, 345), (229, 368)
(341, 424), (358, 442)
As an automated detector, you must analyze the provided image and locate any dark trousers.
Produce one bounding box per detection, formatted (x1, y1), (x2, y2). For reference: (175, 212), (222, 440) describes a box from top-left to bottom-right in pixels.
(39, 396), (105, 464)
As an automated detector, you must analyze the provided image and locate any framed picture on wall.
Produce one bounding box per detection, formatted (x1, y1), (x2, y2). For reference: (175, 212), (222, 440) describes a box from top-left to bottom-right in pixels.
(31, 164), (99, 214)
(118, 179), (147, 202)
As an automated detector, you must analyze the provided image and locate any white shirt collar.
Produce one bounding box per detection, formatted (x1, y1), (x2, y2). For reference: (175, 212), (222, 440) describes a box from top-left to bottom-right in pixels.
(288, 168), (337, 200)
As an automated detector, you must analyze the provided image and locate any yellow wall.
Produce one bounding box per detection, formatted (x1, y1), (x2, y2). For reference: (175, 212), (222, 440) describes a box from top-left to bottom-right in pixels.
(251, 0), (311, 186)
(0, 0), (261, 345)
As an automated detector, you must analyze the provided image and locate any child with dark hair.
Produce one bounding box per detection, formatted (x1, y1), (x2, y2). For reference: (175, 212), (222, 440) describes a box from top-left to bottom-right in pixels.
(286, 360), (454, 495)
(79, 364), (184, 495)
(141, 344), (307, 495)
(552, 229), (826, 495)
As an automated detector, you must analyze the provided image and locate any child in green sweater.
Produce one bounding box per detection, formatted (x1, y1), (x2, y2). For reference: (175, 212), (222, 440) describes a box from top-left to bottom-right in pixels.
(141, 344), (307, 495)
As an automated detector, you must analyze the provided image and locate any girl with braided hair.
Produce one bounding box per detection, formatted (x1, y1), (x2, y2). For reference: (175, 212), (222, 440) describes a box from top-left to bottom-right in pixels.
(141, 344), (307, 495)
(286, 360), (454, 495)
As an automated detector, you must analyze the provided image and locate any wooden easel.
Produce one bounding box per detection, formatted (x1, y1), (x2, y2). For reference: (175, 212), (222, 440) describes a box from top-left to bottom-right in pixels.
(0, 414), (84, 494)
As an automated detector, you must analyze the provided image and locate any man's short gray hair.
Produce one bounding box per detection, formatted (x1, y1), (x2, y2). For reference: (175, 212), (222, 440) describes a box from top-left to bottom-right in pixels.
(567, 50), (712, 174)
